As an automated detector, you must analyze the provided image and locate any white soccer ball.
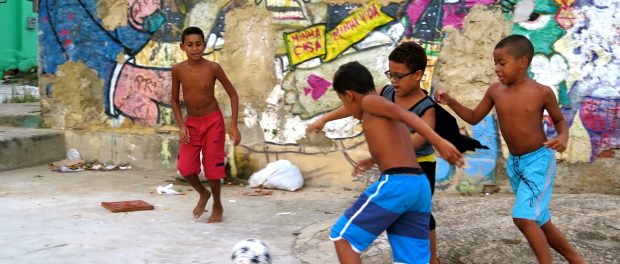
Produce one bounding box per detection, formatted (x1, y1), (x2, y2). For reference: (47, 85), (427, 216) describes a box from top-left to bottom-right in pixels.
(231, 238), (272, 264)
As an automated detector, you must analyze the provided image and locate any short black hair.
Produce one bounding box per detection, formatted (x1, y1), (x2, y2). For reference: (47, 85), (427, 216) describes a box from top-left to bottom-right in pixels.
(333, 61), (375, 94)
(388, 41), (427, 73)
(495, 35), (534, 64)
(181, 26), (205, 43)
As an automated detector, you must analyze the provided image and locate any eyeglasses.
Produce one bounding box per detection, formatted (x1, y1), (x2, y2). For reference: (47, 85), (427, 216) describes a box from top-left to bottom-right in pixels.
(384, 70), (415, 82)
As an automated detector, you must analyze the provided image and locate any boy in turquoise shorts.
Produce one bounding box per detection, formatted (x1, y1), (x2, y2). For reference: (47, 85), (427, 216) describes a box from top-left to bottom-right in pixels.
(435, 35), (585, 263)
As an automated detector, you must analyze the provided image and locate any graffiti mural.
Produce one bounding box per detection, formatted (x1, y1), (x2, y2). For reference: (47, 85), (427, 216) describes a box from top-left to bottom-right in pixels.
(39, 0), (617, 192)
(505, 0), (620, 160)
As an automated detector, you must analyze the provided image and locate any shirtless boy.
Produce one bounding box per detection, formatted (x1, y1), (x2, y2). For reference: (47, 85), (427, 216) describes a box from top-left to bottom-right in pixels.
(171, 26), (241, 223)
(328, 61), (463, 264)
(435, 35), (584, 263)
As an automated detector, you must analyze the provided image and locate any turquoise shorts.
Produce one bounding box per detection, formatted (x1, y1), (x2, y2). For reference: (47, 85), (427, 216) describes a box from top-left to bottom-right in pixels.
(329, 167), (431, 264)
(506, 146), (556, 226)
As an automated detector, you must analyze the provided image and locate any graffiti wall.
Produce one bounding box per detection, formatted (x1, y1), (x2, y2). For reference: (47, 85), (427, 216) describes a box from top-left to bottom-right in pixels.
(39, 0), (618, 191)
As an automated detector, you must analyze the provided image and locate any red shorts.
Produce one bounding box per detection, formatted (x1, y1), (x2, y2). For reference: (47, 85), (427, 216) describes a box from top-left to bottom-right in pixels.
(177, 110), (226, 180)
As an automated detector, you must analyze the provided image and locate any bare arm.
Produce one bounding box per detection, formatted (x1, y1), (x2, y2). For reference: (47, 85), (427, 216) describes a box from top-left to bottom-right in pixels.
(307, 86), (387, 133)
(542, 86), (568, 152)
(306, 106), (352, 133)
(214, 63), (241, 146)
(171, 66), (189, 144)
(362, 95), (463, 166)
(435, 86), (496, 125)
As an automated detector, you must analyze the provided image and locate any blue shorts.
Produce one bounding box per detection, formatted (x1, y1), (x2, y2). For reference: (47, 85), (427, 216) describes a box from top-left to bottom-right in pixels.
(506, 146), (556, 226)
(330, 167), (431, 264)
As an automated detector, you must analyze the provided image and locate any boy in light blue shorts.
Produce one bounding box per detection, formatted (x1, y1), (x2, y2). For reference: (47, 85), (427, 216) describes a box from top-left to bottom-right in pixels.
(507, 146), (555, 226)
(435, 35), (585, 263)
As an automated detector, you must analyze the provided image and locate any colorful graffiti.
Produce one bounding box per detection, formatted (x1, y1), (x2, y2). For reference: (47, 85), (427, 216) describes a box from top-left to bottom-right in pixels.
(39, 0), (617, 192)
(506, 0), (620, 160)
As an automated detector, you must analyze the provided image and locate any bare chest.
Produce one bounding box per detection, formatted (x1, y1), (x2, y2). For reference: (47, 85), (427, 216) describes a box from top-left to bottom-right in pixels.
(179, 70), (216, 91)
(493, 92), (544, 118)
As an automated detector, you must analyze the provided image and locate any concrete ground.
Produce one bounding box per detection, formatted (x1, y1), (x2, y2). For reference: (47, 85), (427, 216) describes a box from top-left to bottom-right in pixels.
(1, 166), (618, 264)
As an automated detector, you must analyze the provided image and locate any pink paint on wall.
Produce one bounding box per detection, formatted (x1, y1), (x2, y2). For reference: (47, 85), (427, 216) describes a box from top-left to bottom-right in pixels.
(406, 0), (431, 27)
(442, 0), (496, 28)
(580, 97), (620, 158)
(128, 0), (161, 31)
(304, 74), (331, 101)
(113, 63), (172, 125)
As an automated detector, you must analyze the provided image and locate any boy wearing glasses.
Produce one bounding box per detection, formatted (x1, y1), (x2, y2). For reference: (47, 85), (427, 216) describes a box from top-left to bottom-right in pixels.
(328, 61), (463, 263)
(307, 42), (443, 264)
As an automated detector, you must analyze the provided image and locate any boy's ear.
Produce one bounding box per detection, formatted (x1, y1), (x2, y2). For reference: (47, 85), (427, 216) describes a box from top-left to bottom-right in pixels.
(414, 70), (424, 81)
(340, 90), (355, 102)
(519, 56), (529, 69)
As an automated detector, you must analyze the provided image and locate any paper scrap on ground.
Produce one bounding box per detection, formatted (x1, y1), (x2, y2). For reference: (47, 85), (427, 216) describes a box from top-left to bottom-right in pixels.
(156, 184), (182, 195)
(275, 212), (293, 216)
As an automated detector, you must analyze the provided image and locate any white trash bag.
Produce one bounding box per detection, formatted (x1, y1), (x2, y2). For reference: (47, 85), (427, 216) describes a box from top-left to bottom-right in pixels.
(249, 160), (304, 191)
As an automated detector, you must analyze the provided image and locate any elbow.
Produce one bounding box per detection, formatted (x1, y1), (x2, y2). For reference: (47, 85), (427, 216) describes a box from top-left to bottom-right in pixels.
(464, 116), (481, 125)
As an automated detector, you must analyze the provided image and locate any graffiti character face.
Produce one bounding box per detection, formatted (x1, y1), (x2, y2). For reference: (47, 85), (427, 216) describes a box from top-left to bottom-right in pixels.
(387, 61), (423, 96)
(337, 91), (363, 120)
(180, 34), (206, 61)
(493, 47), (527, 85)
(128, 0), (162, 31)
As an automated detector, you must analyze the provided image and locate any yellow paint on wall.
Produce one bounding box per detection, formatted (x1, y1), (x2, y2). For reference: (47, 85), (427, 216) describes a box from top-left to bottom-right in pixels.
(284, 25), (327, 65)
(97, 0), (128, 30)
(161, 138), (171, 170)
(554, 0), (575, 6)
(561, 112), (592, 163)
(134, 41), (186, 68)
(323, 1), (393, 61)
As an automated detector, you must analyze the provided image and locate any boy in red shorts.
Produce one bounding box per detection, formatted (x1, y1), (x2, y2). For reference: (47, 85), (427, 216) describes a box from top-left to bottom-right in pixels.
(172, 26), (241, 223)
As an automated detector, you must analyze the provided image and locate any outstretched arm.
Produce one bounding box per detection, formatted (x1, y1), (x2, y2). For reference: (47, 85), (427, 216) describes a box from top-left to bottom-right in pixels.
(213, 63), (241, 146)
(171, 66), (189, 144)
(362, 95), (463, 166)
(435, 86), (495, 125)
(306, 106), (351, 133)
(542, 86), (568, 152)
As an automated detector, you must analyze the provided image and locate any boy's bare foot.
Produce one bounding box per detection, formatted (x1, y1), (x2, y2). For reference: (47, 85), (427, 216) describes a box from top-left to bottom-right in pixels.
(193, 191), (211, 219)
(207, 202), (223, 223)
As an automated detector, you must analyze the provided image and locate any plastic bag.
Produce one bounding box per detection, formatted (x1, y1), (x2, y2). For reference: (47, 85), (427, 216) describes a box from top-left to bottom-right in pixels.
(249, 160), (304, 191)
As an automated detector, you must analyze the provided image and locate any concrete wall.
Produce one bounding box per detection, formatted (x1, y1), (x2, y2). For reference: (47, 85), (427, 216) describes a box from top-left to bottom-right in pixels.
(38, 0), (619, 193)
(0, 0), (38, 78)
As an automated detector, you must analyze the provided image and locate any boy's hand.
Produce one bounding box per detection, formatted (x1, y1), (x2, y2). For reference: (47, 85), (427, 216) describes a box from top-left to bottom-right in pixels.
(352, 157), (375, 177)
(306, 118), (326, 134)
(434, 90), (453, 105)
(436, 139), (464, 167)
(229, 126), (241, 146)
(179, 125), (190, 144)
(544, 134), (568, 152)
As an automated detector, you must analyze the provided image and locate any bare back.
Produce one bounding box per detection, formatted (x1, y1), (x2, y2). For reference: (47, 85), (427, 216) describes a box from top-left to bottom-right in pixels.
(489, 80), (553, 155)
(173, 59), (219, 116)
(362, 111), (420, 172)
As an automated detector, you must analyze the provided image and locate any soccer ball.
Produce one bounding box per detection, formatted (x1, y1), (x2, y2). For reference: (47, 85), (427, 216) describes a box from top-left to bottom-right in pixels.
(231, 238), (272, 264)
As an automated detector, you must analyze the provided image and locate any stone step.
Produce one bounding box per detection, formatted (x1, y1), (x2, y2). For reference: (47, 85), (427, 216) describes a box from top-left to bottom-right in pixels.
(0, 103), (40, 127)
(0, 126), (65, 171)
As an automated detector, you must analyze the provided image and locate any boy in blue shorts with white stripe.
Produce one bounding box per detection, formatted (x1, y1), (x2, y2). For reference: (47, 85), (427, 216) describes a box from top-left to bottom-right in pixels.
(327, 61), (464, 264)
(435, 35), (585, 263)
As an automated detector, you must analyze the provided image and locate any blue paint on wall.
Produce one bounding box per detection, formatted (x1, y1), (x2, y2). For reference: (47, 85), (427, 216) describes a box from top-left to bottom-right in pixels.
(39, 0), (153, 115)
(436, 114), (500, 187)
